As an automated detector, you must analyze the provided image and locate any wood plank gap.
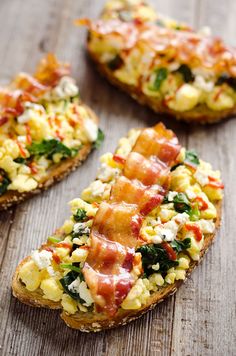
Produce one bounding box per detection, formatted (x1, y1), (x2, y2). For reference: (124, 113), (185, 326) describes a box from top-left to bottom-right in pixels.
(168, 294), (176, 356)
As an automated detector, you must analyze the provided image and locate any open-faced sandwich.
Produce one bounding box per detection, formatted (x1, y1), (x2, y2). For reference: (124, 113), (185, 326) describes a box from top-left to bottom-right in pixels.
(77, 0), (236, 124)
(12, 122), (223, 332)
(0, 54), (103, 210)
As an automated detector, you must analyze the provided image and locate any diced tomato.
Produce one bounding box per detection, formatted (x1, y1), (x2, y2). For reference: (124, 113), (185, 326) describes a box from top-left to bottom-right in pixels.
(44, 246), (53, 253)
(185, 223), (202, 241)
(113, 154), (126, 165)
(194, 196), (208, 211)
(161, 242), (177, 260)
(55, 129), (64, 141)
(0, 117), (8, 126)
(207, 176), (224, 189)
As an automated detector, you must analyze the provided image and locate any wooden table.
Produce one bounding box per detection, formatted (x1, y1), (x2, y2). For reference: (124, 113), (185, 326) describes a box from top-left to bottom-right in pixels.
(0, 1), (235, 355)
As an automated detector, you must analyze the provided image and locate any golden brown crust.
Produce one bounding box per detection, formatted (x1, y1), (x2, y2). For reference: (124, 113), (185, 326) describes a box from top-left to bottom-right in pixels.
(0, 104), (98, 210)
(88, 50), (236, 125)
(12, 200), (222, 332)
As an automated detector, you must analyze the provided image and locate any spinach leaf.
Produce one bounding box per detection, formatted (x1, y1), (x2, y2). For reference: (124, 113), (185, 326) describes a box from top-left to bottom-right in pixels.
(137, 238), (191, 276)
(216, 74), (236, 91)
(177, 64), (194, 83)
(107, 55), (123, 71)
(173, 192), (191, 213)
(0, 171), (10, 196)
(185, 149), (200, 167)
(14, 157), (26, 164)
(93, 128), (105, 149)
(170, 238), (191, 253)
(151, 68), (168, 91)
(28, 139), (72, 160)
(73, 208), (87, 222)
(137, 243), (178, 276)
(59, 268), (85, 302)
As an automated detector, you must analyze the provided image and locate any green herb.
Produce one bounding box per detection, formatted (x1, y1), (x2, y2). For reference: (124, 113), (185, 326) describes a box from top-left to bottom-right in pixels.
(73, 208), (87, 222)
(107, 55), (123, 71)
(93, 128), (105, 149)
(60, 269), (85, 302)
(150, 67), (168, 91)
(189, 204), (200, 221)
(47, 236), (61, 244)
(216, 74), (236, 91)
(170, 238), (191, 253)
(176, 64), (194, 83)
(14, 157), (26, 164)
(60, 264), (82, 273)
(185, 149), (200, 167)
(173, 193), (191, 213)
(0, 171), (10, 196)
(28, 139), (72, 160)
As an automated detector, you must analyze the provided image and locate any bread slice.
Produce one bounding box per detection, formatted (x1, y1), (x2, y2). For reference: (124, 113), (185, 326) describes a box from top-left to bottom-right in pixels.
(88, 54), (236, 125)
(0, 105), (98, 210)
(82, 0), (236, 124)
(12, 201), (221, 332)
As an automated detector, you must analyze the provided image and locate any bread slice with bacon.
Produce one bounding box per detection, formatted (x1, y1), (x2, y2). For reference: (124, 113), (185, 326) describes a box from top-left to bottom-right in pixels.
(0, 54), (103, 210)
(12, 122), (223, 331)
(77, 0), (236, 124)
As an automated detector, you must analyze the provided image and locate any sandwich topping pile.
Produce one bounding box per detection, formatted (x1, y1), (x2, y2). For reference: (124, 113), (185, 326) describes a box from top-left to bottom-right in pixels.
(79, 0), (236, 123)
(14, 122), (223, 330)
(0, 54), (101, 205)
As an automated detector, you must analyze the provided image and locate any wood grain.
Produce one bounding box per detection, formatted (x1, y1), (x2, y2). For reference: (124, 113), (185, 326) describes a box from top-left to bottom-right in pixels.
(0, 0), (235, 355)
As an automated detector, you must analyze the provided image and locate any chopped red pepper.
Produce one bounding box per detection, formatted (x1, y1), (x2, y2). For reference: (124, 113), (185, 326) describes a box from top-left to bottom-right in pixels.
(28, 162), (38, 175)
(113, 154), (126, 165)
(55, 129), (64, 141)
(207, 176), (224, 189)
(161, 242), (177, 260)
(52, 253), (61, 264)
(55, 242), (72, 249)
(185, 223), (202, 241)
(25, 123), (32, 145)
(194, 196), (208, 211)
(16, 141), (27, 158)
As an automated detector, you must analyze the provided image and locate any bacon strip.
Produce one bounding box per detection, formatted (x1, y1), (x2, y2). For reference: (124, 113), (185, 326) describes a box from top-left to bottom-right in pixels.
(83, 122), (181, 315)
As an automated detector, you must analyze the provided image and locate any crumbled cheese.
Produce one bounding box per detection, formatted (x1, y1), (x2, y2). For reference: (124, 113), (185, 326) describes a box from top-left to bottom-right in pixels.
(17, 102), (45, 124)
(194, 75), (214, 92)
(73, 222), (90, 235)
(153, 213), (189, 242)
(31, 250), (52, 270)
(151, 263), (160, 271)
(52, 76), (79, 99)
(167, 191), (178, 201)
(97, 163), (121, 182)
(194, 167), (209, 186)
(196, 219), (215, 234)
(79, 281), (94, 306)
(83, 119), (98, 142)
(68, 277), (81, 293)
(89, 180), (106, 198)
(186, 188), (197, 200)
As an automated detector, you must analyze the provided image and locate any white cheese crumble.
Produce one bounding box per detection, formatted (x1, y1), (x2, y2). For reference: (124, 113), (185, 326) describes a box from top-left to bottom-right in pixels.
(83, 119), (98, 142)
(68, 278), (94, 306)
(97, 163), (121, 182)
(17, 102), (45, 124)
(196, 219), (215, 234)
(186, 188), (197, 200)
(152, 213), (189, 243)
(89, 180), (106, 198)
(194, 167), (209, 186)
(194, 75), (214, 92)
(68, 277), (81, 293)
(31, 250), (52, 270)
(73, 222), (90, 235)
(53, 76), (79, 99)
(167, 191), (178, 201)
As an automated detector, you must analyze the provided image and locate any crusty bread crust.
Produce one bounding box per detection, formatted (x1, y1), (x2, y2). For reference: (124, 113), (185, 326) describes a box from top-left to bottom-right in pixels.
(88, 50), (236, 125)
(0, 105), (98, 210)
(12, 201), (221, 332)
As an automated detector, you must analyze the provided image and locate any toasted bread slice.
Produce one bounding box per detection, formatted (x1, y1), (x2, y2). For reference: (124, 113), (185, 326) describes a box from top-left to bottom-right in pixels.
(80, 0), (236, 124)
(12, 201), (221, 332)
(0, 54), (101, 210)
(0, 105), (98, 210)
(12, 124), (224, 332)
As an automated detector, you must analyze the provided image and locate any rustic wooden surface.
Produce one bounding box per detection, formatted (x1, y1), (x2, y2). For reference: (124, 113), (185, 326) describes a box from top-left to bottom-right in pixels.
(0, 0), (235, 355)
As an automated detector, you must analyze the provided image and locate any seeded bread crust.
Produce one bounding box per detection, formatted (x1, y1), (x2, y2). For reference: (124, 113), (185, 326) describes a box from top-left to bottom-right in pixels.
(87, 49), (236, 125)
(0, 105), (98, 210)
(12, 201), (221, 332)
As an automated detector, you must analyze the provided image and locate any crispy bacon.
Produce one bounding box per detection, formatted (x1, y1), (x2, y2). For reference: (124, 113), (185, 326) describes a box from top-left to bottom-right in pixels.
(124, 151), (170, 187)
(110, 176), (164, 215)
(83, 122), (181, 315)
(133, 124), (181, 166)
